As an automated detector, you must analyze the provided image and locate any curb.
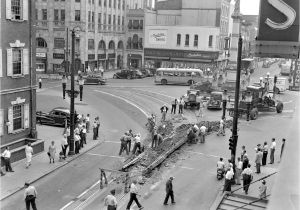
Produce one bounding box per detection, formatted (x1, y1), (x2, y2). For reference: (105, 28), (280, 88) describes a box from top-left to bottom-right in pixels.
(1, 140), (102, 201)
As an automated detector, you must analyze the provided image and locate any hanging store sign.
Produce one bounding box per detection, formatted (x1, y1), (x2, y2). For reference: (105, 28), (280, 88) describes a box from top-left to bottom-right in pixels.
(149, 30), (167, 45)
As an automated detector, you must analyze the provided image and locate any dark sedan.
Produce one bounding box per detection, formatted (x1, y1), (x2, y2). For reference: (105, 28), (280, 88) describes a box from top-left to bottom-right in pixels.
(82, 74), (106, 85)
(113, 69), (145, 79)
(207, 91), (223, 110)
(36, 107), (71, 127)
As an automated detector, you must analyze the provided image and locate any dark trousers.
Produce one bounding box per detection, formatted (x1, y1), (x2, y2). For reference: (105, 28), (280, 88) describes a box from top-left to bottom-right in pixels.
(222, 101), (227, 119)
(178, 105), (183, 114)
(25, 197), (37, 210)
(132, 142), (141, 155)
(93, 128), (97, 140)
(62, 83), (66, 99)
(126, 193), (142, 209)
(107, 205), (116, 210)
(127, 140), (131, 152)
(270, 149), (275, 163)
(256, 162), (261, 173)
(243, 176), (251, 193)
(96, 125), (100, 137)
(39, 82), (42, 89)
(152, 135), (158, 148)
(171, 105), (176, 114)
(164, 190), (175, 204)
(75, 141), (80, 154)
(61, 145), (67, 157)
(246, 103), (251, 121)
(119, 142), (129, 155)
(79, 85), (83, 101)
(86, 121), (90, 133)
(223, 178), (232, 192)
(262, 152), (268, 165)
(3, 157), (13, 172)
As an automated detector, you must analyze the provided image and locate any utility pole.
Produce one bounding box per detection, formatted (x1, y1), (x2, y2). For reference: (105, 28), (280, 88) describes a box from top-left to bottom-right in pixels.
(231, 35), (243, 166)
(65, 27), (69, 75)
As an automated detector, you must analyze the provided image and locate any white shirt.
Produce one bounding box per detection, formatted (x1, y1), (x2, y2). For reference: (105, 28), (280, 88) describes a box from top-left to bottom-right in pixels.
(82, 128), (87, 134)
(237, 161), (243, 169)
(79, 79), (84, 85)
(217, 161), (225, 169)
(200, 126), (206, 133)
(130, 183), (138, 194)
(24, 186), (37, 200)
(85, 116), (90, 122)
(74, 134), (81, 142)
(134, 135), (141, 143)
(2, 150), (11, 158)
(61, 137), (68, 146)
(104, 194), (117, 206)
(225, 170), (234, 179)
(270, 141), (276, 149)
(25, 146), (33, 156)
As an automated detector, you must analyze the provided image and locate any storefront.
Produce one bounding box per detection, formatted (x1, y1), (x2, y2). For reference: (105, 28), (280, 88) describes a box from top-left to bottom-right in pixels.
(36, 52), (47, 73)
(144, 48), (219, 70)
(98, 53), (107, 70)
(128, 54), (142, 68)
(108, 53), (116, 70)
(53, 53), (65, 74)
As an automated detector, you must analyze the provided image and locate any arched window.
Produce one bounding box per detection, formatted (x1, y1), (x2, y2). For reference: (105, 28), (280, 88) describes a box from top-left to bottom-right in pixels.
(208, 35), (213, 47)
(117, 40), (124, 49)
(36, 37), (47, 48)
(127, 37), (132, 49)
(194, 35), (198, 47)
(108, 40), (115, 49)
(98, 40), (106, 50)
(185, 34), (189, 46)
(132, 34), (138, 49)
(176, 34), (181, 46)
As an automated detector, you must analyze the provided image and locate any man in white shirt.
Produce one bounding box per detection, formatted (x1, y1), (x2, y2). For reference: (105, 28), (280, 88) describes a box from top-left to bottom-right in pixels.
(269, 138), (276, 164)
(178, 98), (184, 114)
(78, 76), (84, 101)
(223, 166), (234, 192)
(24, 182), (37, 210)
(132, 134), (142, 155)
(1, 147), (14, 172)
(85, 114), (90, 133)
(199, 125), (206, 143)
(235, 157), (243, 185)
(126, 180), (143, 210)
(104, 189), (117, 210)
(61, 134), (68, 158)
(25, 143), (33, 169)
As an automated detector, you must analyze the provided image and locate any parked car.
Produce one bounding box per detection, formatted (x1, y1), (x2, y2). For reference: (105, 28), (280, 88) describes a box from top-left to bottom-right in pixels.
(113, 69), (145, 79)
(140, 68), (155, 77)
(82, 74), (106, 85)
(207, 91), (223, 110)
(36, 107), (77, 127)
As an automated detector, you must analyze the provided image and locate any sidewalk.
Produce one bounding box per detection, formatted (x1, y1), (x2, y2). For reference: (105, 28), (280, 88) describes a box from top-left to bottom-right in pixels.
(0, 124), (101, 201)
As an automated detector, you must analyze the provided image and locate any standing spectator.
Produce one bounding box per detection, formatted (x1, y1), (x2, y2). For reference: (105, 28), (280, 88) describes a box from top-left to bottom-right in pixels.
(262, 141), (268, 166)
(62, 74), (67, 99)
(66, 126), (71, 145)
(126, 180), (143, 210)
(217, 157), (225, 175)
(223, 167), (234, 192)
(199, 125), (206, 143)
(222, 89), (228, 119)
(241, 164), (253, 194)
(160, 104), (169, 122)
(78, 76), (84, 101)
(126, 130), (134, 152)
(48, 141), (56, 163)
(38, 77), (42, 89)
(242, 154), (249, 170)
(104, 189), (117, 210)
(280, 138), (286, 161)
(197, 99), (204, 118)
(171, 98), (178, 114)
(235, 157), (243, 185)
(1, 147), (14, 172)
(24, 182), (37, 210)
(259, 180), (267, 199)
(178, 97), (184, 114)
(85, 114), (90, 133)
(25, 143), (33, 169)
(152, 132), (163, 148)
(119, 134), (129, 156)
(93, 120), (98, 140)
(269, 138), (276, 164)
(74, 134), (81, 154)
(163, 177), (175, 205)
(241, 145), (247, 161)
(132, 134), (142, 155)
(81, 125), (87, 146)
(61, 134), (68, 158)
(96, 117), (101, 138)
(217, 119), (225, 136)
(255, 148), (263, 174)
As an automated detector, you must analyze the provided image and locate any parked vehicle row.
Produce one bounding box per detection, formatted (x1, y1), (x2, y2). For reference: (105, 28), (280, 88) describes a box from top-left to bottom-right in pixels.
(113, 68), (156, 79)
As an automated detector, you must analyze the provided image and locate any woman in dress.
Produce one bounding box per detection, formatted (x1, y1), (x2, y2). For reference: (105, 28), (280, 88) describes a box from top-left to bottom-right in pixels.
(48, 141), (56, 163)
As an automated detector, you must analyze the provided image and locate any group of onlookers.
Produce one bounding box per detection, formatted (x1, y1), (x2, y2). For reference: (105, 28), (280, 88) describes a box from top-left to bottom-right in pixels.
(119, 129), (143, 156)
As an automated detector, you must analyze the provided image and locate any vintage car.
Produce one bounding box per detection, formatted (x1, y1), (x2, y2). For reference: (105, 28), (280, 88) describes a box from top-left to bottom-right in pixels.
(82, 74), (106, 85)
(207, 91), (223, 110)
(113, 69), (145, 79)
(36, 107), (75, 127)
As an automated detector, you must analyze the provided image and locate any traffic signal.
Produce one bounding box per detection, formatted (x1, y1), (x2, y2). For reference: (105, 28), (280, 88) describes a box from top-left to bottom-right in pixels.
(274, 75), (277, 84)
(229, 137), (235, 151)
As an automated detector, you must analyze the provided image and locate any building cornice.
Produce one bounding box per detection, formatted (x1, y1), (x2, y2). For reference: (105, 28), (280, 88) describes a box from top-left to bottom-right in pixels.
(0, 86), (37, 95)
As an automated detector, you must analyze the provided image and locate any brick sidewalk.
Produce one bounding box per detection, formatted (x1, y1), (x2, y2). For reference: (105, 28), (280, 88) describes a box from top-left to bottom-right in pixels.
(0, 124), (101, 201)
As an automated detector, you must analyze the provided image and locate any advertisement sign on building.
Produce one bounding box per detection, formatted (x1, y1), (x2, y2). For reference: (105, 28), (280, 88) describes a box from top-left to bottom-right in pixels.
(149, 30), (167, 45)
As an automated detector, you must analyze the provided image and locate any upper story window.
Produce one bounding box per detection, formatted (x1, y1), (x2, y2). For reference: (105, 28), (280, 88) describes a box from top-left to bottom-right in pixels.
(109, 0), (111, 7)
(98, 13), (102, 25)
(176, 34), (181, 46)
(108, 15), (111, 24)
(99, 0), (101, 6)
(128, 20), (132, 29)
(118, 16), (120, 25)
(114, 0), (116, 8)
(12, 48), (22, 75)
(75, 0), (80, 2)
(6, 42), (29, 77)
(11, 0), (22, 20)
(122, 16), (124, 26)
(6, 0), (28, 21)
(75, 10), (81, 21)
(36, 38), (47, 48)
(139, 20), (143, 29)
(88, 39), (95, 50)
(61, 10), (65, 21)
(194, 35), (198, 47)
(54, 9), (59, 21)
(122, 0), (125, 10)
(185, 34), (189, 46)
(42, 9), (47, 20)
(104, 0), (107, 7)
(208, 35), (213, 47)
(113, 15), (116, 25)
(118, 0), (120, 9)
(132, 20), (139, 29)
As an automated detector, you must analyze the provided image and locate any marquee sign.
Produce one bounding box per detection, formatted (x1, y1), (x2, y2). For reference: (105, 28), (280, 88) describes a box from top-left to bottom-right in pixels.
(149, 30), (167, 45)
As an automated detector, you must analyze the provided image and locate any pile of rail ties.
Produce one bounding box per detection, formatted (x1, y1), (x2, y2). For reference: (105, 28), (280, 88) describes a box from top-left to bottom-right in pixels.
(117, 119), (233, 184)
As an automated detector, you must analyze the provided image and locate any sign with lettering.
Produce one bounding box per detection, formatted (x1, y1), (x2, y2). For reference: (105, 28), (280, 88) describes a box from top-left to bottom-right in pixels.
(149, 30), (167, 45)
(258, 0), (299, 41)
(53, 53), (65, 59)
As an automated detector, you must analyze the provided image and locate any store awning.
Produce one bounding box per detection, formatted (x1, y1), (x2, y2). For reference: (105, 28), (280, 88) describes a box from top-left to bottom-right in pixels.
(145, 56), (170, 60)
(170, 58), (212, 63)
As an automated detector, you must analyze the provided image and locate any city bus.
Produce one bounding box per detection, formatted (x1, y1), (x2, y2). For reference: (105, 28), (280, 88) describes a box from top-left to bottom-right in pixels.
(154, 68), (204, 85)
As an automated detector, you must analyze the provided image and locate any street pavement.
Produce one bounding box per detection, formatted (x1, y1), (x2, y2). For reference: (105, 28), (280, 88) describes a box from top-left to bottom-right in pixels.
(1, 62), (298, 210)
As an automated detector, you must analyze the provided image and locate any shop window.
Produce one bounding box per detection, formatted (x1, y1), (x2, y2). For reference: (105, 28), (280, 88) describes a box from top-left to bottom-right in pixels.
(177, 34), (181, 46)
(185, 34), (189, 46)
(208, 35), (213, 47)
(194, 35), (198, 47)
(88, 39), (95, 50)
(13, 104), (23, 130)
(36, 38), (47, 48)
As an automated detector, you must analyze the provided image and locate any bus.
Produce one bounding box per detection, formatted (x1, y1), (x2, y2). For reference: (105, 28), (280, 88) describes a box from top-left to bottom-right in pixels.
(280, 59), (292, 76)
(154, 68), (204, 85)
(241, 58), (258, 74)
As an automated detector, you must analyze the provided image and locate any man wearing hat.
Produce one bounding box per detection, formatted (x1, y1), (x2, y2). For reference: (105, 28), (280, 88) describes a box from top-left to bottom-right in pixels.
(259, 180), (267, 199)
(222, 89), (228, 119)
(163, 177), (175, 205)
(160, 104), (169, 122)
(24, 182), (37, 210)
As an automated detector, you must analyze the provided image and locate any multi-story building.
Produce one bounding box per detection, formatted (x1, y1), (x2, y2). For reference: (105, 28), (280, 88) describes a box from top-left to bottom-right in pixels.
(144, 0), (232, 69)
(35, 0), (127, 74)
(0, 0), (37, 144)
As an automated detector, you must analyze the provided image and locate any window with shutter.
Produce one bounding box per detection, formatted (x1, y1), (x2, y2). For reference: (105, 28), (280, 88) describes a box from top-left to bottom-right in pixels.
(6, 0), (12, 19)
(13, 104), (23, 131)
(23, 48), (29, 75)
(7, 48), (13, 76)
(8, 107), (13, 133)
(0, 109), (3, 136)
(24, 104), (29, 128)
(0, 49), (2, 77)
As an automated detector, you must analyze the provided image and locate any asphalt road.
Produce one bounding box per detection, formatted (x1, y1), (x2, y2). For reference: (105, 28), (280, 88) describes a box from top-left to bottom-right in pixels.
(1, 61), (298, 210)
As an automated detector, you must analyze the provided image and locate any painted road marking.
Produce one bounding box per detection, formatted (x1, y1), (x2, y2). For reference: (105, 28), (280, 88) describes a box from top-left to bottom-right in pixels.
(282, 109), (294, 113)
(283, 100), (293, 104)
(185, 151), (220, 158)
(86, 153), (125, 159)
(103, 140), (120, 144)
(94, 90), (149, 117)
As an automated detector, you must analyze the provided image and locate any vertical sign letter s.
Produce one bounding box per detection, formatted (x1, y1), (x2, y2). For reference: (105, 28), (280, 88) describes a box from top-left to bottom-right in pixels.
(265, 0), (296, 30)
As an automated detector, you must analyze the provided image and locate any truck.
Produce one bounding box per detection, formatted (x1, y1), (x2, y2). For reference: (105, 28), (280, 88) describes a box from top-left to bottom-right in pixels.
(265, 77), (289, 94)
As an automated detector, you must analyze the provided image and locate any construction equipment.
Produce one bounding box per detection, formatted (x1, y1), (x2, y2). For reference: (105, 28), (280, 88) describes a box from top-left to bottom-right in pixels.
(183, 89), (201, 109)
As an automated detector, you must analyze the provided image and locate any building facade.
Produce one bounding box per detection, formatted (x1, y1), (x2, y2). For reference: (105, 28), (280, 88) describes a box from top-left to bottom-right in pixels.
(35, 0), (127, 74)
(0, 0), (37, 144)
